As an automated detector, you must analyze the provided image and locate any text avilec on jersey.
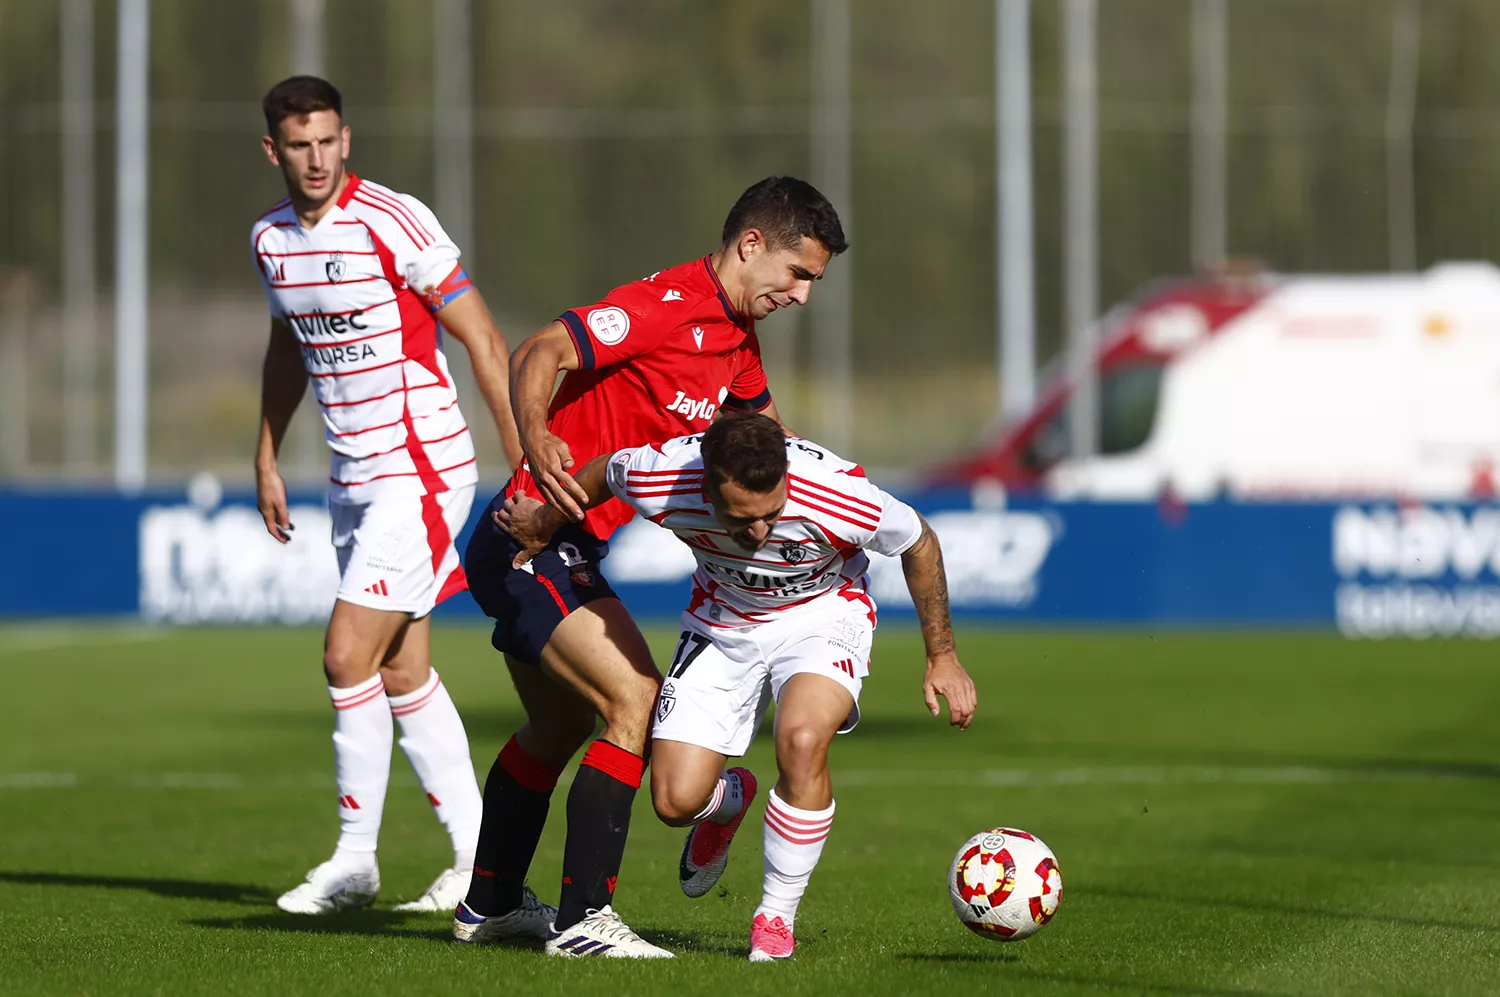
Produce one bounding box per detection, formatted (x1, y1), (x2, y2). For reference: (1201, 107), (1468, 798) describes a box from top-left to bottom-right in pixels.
(252, 175), (477, 502)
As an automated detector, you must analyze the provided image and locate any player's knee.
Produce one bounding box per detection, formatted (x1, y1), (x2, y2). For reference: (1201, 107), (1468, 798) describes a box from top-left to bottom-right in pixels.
(776, 724), (831, 777)
(322, 643), (372, 689)
(650, 777), (710, 827)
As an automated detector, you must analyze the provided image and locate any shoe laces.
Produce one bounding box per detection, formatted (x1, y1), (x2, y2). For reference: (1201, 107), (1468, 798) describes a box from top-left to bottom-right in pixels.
(584, 907), (645, 944)
(756, 914), (792, 942)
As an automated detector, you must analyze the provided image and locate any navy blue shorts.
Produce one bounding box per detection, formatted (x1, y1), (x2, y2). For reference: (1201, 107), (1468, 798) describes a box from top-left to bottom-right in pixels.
(464, 490), (618, 666)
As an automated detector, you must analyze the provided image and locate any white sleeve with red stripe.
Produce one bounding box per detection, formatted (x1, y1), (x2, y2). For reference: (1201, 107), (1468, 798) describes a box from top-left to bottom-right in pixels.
(787, 447), (924, 557)
(867, 488), (924, 556)
(604, 437), (704, 519)
(249, 216), (280, 311)
(347, 182), (461, 294)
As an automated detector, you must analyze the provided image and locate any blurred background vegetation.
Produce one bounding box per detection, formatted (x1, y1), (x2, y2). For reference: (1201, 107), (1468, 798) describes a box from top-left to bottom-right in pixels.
(3, 0), (1500, 481)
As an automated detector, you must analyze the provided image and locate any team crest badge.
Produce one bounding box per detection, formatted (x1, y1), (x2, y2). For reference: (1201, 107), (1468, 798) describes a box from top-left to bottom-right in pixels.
(656, 682), (676, 723)
(780, 541), (807, 564)
(325, 252), (346, 283)
(571, 569), (594, 587)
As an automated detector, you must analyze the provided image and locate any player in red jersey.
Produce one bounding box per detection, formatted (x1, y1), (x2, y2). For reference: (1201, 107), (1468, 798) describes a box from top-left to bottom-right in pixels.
(452, 178), (847, 957)
(251, 77), (523, 917)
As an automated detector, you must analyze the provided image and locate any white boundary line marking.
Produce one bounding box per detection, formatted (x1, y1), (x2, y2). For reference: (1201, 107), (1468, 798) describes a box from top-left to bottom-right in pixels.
(0, 627), (165, 656)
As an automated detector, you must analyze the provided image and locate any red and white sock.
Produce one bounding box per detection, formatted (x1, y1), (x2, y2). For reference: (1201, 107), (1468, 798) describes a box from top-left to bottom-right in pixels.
(389, 669), (484, 870)
(756, 789), (835, 928)
(328, 673), (391, 868)
(692, 769), (746, 824)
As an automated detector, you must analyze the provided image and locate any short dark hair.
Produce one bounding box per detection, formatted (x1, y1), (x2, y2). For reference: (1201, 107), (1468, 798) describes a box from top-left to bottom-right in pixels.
(262, 76), (343, 136)
(720, 176), (848, 256)
(700, 412), (789, 494)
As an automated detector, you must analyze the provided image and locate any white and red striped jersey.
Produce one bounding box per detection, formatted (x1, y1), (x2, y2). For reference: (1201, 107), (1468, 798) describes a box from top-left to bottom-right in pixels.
(252, 174), (477, 502)
(606, 434), (924, 629)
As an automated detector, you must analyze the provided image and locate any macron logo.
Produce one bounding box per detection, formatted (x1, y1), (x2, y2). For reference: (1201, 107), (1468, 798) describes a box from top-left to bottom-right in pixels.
(692, 326), (704, 349)
(662, 289), (684, 302)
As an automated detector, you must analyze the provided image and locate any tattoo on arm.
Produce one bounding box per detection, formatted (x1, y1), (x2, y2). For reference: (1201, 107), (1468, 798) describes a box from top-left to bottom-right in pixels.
(903, 523), (955, 659)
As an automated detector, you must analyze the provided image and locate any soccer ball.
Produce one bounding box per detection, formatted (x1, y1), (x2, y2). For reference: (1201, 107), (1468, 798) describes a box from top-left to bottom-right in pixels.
(949, 827), (1062, 940)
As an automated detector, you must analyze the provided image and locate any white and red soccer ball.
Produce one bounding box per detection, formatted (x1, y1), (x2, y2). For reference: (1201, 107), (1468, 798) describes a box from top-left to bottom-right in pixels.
(949, 827), (1062, 940)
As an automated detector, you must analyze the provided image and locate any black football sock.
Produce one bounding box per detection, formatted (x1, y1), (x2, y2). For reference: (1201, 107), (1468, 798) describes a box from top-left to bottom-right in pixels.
(554, 739), (645, 930)
(464, 734), (563, 916)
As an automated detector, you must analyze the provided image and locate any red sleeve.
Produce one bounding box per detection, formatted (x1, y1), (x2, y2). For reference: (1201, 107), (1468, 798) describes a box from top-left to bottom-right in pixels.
(723, 330), (772, 410)
(557, 279), (676, 371)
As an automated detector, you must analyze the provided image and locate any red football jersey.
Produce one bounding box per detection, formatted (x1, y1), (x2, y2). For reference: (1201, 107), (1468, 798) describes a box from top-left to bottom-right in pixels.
(509, 256), (771, 539)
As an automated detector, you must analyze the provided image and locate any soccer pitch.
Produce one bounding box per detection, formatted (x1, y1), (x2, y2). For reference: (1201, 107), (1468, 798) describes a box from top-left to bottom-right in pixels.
(3, 625), (1498, 996)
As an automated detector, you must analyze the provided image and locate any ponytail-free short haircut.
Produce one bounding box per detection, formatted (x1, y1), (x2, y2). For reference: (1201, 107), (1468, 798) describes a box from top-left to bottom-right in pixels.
(263, 75), (343, 136)
(700, 412), (790, 495)
(720, 176), (849, 256)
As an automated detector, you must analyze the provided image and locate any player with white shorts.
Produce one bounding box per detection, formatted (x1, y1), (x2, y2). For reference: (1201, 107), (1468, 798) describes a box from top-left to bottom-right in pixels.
(654, 600), (868, 759)
(331, 485), (475, 616)
(252, 76), (534, 923)
(499, 412), (977, 961)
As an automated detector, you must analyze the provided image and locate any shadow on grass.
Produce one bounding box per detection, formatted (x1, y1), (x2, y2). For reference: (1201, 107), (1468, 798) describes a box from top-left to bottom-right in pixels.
(990, 968), (1294, 997)
(190, 913), (711, 955)
(1090, 884), (1499, 934)
(189, 910), (463, 943)
(896, 951), (1019, 964)
(625, 926), (747, 958)
(0, 871), (273, 906)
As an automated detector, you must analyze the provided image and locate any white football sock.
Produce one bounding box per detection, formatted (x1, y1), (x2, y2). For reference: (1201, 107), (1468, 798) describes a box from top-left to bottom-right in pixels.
(756, 789), (835, 928)
(328, 673), (391, 867)
(692, 769), (745, 824)
(389, 669), (483, 869)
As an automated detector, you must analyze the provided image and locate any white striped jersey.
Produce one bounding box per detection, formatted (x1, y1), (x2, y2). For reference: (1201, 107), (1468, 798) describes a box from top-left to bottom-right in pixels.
(606, 434), (924, 629)
(251, 174), (477, 502)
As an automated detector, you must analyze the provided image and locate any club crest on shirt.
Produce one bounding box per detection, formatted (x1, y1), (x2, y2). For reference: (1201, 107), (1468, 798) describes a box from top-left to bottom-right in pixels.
(325, 252), (346, 283)
(570, 568), (594, 588)
(780, 540), (808, 564)
(656, 682), (676, 723)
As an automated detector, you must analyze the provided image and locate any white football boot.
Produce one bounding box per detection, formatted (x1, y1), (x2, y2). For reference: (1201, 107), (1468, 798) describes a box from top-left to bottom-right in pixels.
(276, 859), (380, 914)
(544, 905), (675, 958)
(394, 866), (471, 912)
(451, 885), (557, 942)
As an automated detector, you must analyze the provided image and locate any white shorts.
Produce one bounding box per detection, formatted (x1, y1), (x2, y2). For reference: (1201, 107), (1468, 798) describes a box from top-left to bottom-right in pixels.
(652, 602), (874, 757)
(330, 485), (475, 617)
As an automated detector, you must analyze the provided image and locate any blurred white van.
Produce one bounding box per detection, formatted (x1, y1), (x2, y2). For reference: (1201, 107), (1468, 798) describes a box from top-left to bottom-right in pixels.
(931, 262), (1500, 501)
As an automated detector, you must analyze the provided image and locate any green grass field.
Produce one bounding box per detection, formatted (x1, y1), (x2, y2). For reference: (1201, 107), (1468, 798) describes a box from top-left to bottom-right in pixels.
(3, 624), (1499, 996)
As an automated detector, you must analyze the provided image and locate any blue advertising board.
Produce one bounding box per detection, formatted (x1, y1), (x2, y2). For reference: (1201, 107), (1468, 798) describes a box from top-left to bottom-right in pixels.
(3, 482), (1497, 637)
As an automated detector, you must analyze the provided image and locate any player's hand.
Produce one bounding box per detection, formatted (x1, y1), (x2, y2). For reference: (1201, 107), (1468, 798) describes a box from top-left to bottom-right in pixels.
(922, 654), (977, 730)
(494, 492), (563, 568)
(256, 468), (294, 544)
(524, 429), (590, 522)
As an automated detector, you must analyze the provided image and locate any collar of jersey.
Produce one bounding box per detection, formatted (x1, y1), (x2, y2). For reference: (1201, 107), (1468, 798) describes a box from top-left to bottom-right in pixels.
(700, 256), (744, 324)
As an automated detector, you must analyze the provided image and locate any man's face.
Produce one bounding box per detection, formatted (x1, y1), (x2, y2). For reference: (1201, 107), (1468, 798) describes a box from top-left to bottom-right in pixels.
(708, 471), (789, 552)
(735, 231), (833, 320)
(262, 109), (349, 207)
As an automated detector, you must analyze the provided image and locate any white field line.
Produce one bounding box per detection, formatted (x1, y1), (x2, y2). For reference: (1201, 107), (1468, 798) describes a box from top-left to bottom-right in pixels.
(0, 627), (166, 656)
(0, 765), (1488, 791)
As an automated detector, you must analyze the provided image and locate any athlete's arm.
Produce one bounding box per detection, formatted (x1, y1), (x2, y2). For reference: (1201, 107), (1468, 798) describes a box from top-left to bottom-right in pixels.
(254, 317), (308, 545)
(495, 454), (613, 567)
(899, 516), (977, 729)
(758, 397), (795, 434)
(509, 320), (590, 521)
(435, 289), (524, 470)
